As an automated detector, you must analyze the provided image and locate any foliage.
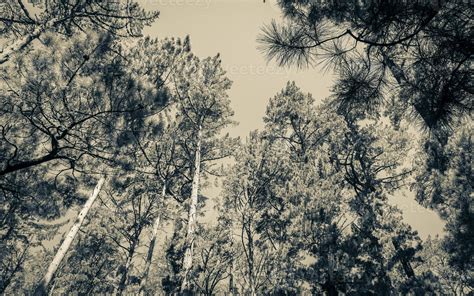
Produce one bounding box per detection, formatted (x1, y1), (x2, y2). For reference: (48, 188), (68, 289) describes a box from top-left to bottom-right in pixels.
(259, 0), (473, 130)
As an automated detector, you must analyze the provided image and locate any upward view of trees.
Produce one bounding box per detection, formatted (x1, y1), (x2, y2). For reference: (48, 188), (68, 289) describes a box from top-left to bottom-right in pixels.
(0, 0), (472, 295)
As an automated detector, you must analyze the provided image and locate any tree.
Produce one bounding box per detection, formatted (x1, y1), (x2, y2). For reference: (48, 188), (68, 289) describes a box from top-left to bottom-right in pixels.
(0, 32), (176, 292)
(222, 131), (298, 295)
(0, 0), (159, 64)
(0, 171), (81, 293)
(106, 36), (194, 293)
(189, 217), (236, 295)
(48, 201), (123, 294)
(255, 82), (430, 294)
(256, 2), (473, 292)
(327, 116), (440, 294)
(259, 0), (472, 130)
(416, 236), (473, 295)
(0, 31), (150, 178)
(171, 53), (236, 292)
(33, 176), (105, 295)
(262, 82), (348, 294)
(104, 174), (164, 295)
(133, 122), (193, 294)
(413, 123), (473, 292)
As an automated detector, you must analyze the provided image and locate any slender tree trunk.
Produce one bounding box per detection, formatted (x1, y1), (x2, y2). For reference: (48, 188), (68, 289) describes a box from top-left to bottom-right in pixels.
(247, 226), (256, 296)
(34, 176), (106, 295)
(181, 125), (202, 292)
(139, 183), (166, 294)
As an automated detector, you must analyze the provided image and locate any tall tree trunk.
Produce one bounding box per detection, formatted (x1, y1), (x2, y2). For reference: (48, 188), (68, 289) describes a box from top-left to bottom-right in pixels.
(181, 125), (202, 292)
(247, 226), (256, 296)
(34, 176), (106, 295)
(139, 183), (166, 294)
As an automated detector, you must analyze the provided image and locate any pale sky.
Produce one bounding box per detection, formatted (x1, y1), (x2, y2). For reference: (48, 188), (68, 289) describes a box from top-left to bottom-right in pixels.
(139, 0), (445, 239)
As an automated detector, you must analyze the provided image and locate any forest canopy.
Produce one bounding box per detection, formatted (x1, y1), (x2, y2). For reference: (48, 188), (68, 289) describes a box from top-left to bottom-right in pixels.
(0, 0), (472, 295)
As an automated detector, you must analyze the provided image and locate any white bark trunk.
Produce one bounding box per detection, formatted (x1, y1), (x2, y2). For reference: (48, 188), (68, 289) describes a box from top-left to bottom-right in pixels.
(34, 176), (106, 295)
(139, 183), (166, 294)
(180, 126), (202, 292)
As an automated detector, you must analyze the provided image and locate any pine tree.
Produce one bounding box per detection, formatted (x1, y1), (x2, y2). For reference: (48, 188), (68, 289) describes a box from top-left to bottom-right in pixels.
(222, 131), (297, 295)
(0, 0), (158, 64)
(413, 124), (473, 292)
(171, 54), (236, 293)
(34, 176), (105, 295)
(259, 1), (472, 130)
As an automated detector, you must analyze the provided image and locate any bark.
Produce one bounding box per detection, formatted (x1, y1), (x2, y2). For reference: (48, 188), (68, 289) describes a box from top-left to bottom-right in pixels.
(33, 176), (106, 296)
(243, 188), (256, 296)
(322, 252), (338, 296)
(382, 53), (407, 85)
(0, 16), (63, 65)
(180, 125), (202, 292)
(247, 225), (256, 296)
(139, 183), (166, 294)
(0, 148), (60, 176)
(391, 238), (416, 279)
(0, 136), (60, 177)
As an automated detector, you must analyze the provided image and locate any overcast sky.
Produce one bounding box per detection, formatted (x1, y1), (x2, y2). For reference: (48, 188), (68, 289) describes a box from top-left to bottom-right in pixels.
(139, 0), (445, 239)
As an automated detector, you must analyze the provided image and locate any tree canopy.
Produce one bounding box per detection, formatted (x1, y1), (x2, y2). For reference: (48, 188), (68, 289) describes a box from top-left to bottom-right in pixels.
(0, 2), (472, 295)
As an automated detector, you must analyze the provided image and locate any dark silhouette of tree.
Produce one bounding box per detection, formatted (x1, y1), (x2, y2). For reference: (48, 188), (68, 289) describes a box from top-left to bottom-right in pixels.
(0, 32), (149, 178)
(413, 124), (473, 293)
(0, 32), (183, 294)
(259, 0), (473, 130)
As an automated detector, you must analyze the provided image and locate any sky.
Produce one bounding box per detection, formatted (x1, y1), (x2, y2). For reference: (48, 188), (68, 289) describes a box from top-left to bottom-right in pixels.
(138, 0), (445, 239)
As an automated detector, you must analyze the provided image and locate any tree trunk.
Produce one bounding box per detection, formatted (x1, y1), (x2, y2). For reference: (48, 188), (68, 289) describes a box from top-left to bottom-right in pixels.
(382, 53), (407, 85)
(247, 225), (256, 296)
(180, 125), (202, 292)
(34, 176), (106, 295)
(322, 252), (338, 296)
(391, 238), (416, 279)
(139, 183), (166, 294)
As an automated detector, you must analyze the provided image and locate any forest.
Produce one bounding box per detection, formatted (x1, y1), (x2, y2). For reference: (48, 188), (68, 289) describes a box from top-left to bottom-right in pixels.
(0, 0), (472, 295)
